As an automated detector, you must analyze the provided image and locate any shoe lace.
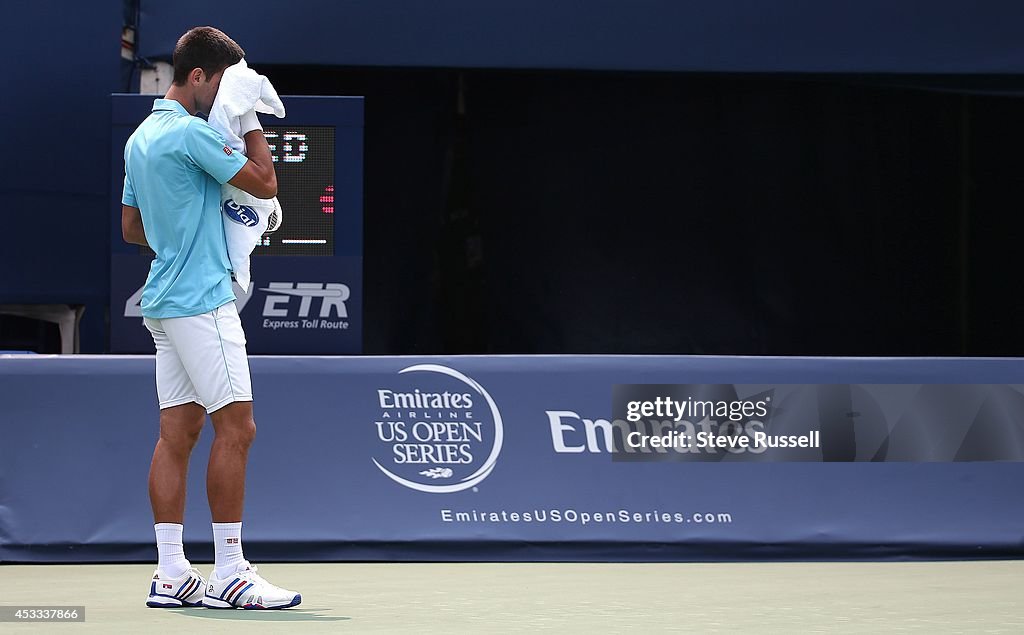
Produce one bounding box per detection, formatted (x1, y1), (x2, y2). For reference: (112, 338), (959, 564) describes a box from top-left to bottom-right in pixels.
(240, 564), (287, 594)
(245, 564), (264, 583)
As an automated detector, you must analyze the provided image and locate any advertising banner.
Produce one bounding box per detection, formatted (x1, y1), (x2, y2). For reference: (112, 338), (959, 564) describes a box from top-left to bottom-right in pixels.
(1, 356), (1023, 562)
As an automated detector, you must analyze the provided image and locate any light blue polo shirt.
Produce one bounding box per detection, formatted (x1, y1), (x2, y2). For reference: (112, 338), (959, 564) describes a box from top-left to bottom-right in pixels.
(122, 99), (248, 318)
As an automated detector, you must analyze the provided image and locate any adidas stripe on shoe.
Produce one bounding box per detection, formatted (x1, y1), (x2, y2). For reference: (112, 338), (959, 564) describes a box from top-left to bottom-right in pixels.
(204, 562), (301, 610)
(147, 567), (206, 608)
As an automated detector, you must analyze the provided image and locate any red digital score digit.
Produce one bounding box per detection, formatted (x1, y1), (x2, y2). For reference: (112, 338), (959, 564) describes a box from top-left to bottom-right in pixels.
(321, 186), (334, 214)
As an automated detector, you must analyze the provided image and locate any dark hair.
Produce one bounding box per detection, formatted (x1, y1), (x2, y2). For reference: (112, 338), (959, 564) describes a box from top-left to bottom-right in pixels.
(172, 26), (244, 86)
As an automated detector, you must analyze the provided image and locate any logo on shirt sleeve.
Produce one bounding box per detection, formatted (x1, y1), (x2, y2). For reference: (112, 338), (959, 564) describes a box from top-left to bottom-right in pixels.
(223, 145), (233, 155)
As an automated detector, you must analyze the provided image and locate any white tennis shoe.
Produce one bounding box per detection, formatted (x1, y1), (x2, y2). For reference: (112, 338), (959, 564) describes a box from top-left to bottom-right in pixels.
(204, 561), (302, 609)
(147, 567), (207, 608)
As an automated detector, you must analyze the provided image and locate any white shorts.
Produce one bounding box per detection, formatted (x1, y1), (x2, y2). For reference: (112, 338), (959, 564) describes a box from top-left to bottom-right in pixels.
(144, 301), (253, 413)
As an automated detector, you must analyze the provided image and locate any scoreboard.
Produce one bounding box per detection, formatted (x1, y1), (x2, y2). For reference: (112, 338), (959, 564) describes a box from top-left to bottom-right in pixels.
(258, 125), (335, 256)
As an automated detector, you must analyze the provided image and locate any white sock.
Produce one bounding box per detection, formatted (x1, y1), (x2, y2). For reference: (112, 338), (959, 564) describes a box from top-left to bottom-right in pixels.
(212, 522), (246, 578)
(155, 523), (190, 578)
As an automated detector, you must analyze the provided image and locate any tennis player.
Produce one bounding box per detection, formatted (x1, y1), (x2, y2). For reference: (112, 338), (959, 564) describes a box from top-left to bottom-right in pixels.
(121, 26), (300, 610)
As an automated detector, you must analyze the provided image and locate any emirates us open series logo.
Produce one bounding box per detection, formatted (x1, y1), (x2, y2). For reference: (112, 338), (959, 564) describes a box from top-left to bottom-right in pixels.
(372, 365), (503, 493)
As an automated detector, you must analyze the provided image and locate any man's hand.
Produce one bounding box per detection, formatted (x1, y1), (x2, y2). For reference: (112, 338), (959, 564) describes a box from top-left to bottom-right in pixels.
(228, 110), (277, 199)
(122, 204), (149, 247)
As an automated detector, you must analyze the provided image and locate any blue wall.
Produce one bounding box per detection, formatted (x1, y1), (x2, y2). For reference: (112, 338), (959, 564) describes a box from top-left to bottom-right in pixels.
(137, 1), (1024, 73)
(6, 2), (1024, 353)
(0, 2), (123, 350)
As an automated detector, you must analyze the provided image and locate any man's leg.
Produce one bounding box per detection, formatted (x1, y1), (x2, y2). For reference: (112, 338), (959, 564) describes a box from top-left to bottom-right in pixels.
(204, 398), (299, 609)
(207, 401), (256, 523)
(144, 315), (208, 603)
(148, 402), (205, 585)
(149, 402), (207, 523)
(208, 401), (256, 578)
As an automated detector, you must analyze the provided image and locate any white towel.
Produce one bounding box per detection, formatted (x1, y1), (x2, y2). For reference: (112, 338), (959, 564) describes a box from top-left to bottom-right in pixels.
(207, 59), (286, 290)
(208, 59), (286, 152)
(220, 185), (282, 290)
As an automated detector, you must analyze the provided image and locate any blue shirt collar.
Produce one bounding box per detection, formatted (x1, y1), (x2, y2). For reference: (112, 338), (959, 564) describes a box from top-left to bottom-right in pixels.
(152, 98), (190, 116)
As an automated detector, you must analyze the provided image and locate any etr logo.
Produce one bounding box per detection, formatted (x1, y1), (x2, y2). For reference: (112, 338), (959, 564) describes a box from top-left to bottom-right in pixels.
(260, 282), (350, 318)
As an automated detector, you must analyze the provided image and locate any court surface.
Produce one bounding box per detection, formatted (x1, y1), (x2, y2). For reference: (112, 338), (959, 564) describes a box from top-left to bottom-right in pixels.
(1, 561), (1021, 633)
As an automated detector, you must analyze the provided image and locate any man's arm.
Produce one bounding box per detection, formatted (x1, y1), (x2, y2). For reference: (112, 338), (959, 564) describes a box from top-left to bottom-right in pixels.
(122, 204), (149, 247)
(185, 117), (277, 199)
(228, 130), (278, 199)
